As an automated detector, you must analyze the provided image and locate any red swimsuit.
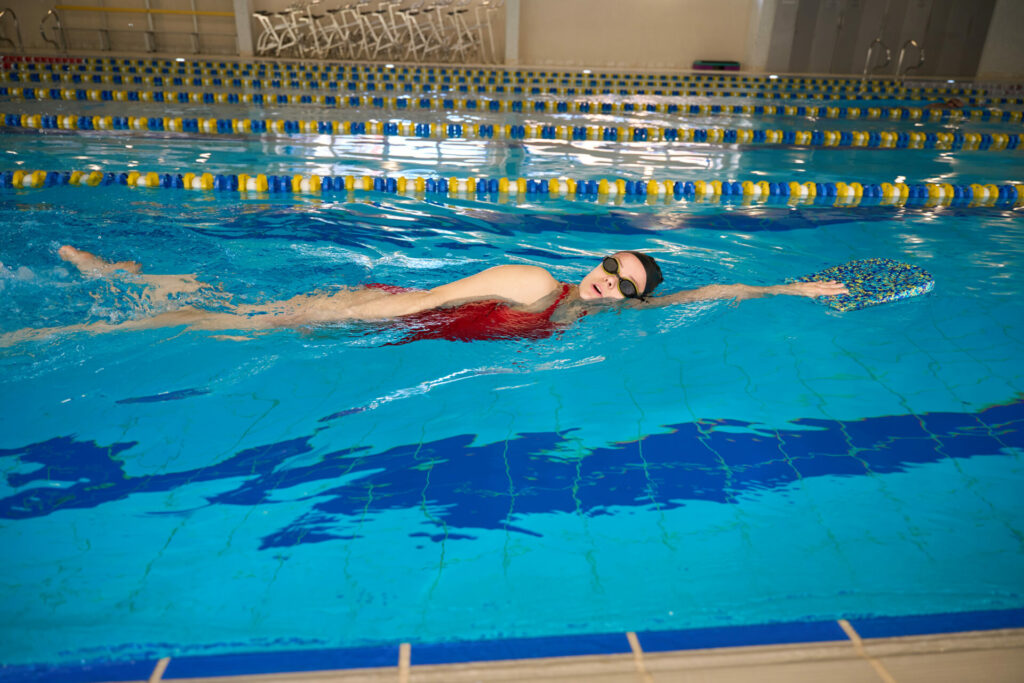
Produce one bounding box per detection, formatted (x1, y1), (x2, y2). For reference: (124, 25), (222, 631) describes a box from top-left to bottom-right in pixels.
(366, 282), (572, 343)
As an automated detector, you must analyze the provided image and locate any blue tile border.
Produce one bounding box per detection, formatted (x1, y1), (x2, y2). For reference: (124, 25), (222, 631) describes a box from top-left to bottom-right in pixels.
(0, 658), (154, 683)
(162, 644), (399, 679)
(849, 607), (1024, 639)
(6, 606), (1024, 681)
(637, 619), (847, 652)
(410, 631), (631, 666)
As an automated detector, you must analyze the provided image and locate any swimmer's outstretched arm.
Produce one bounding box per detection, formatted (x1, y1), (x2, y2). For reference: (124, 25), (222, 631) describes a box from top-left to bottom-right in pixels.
(640, 280), (848, 308)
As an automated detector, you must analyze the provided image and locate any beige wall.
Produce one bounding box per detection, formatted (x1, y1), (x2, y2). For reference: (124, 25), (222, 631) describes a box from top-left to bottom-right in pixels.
(1, 0), (236, 55)
(1, 0), (1020, 78)
(516, 0), (755, 70)
(977, 0), (1024, 80)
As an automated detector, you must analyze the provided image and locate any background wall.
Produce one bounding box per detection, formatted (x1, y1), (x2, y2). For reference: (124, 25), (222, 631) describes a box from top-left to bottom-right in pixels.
(976, 0), (1024, 80)
(515, 0), (755, 70)
(763, 0), (1006, 78)
(0, 0), (1021, 79)
(2, 0), (237, 56)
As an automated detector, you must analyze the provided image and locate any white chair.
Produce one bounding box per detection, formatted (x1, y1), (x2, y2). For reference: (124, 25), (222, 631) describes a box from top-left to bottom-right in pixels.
(255, 10), (303, 56)
(320, 4), (362, 59)
(300, 3), (330, 59)
(360, 1), (402, 61)
(476, 0), (502, 64)
(445, 0), (480, 63)
(253, 11), (286, 56)
(392, 1), (422, 61)
(416, 1), (452, 62)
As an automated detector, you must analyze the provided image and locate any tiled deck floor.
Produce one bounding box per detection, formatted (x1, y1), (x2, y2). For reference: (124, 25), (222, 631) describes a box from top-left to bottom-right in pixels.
(140, 626), (1024, 683)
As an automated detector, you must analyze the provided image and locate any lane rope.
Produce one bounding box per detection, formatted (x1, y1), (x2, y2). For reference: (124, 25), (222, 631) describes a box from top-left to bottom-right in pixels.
(3, 56), (1018, 103)
(3, 169), (1020, 208)
(2, 85), (1020, 128)
(3, 113), (1018, 152)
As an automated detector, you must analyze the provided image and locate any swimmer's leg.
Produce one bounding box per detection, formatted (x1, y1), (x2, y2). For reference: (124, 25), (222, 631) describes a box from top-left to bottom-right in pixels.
(58, 245), (142, 275)
(0, 306), (282, 348)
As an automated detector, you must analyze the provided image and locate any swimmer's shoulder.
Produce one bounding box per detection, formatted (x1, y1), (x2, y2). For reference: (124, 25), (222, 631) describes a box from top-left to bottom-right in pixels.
(430, 264), (560, 306)
(487, 264), (560, 299)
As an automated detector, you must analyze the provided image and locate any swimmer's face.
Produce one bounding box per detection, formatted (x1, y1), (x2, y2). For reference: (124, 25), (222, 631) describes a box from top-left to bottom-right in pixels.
(579, 251), (648, 301)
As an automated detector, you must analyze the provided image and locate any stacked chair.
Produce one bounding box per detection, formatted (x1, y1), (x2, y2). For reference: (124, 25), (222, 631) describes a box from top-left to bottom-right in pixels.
(254, 0), (503, 63)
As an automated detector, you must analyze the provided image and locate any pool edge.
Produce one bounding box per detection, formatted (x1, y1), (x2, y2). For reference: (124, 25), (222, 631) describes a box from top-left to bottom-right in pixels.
(5, 607), (1024, 682)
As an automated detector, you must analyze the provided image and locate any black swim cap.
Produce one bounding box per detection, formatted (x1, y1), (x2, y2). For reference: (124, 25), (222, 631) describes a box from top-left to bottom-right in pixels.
(626, 251), (664, 298)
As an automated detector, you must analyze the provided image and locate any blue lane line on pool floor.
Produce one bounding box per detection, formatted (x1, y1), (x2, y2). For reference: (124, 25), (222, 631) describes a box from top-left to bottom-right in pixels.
(5, 607), (1024, 682)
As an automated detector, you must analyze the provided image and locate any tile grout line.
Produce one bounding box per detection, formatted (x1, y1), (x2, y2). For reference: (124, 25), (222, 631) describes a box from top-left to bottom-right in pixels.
(398, 642), (411, 683)
(838, 619), (898, 683)
(147, 657), (170, 683)
(626, 631), (654, 683)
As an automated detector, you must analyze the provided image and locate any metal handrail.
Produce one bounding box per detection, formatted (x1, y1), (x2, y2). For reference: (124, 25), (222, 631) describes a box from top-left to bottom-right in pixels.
(0, 7), (23, 51)
(897, 39), (925, 77)
(52, 4), (233, 18)
(862, 38), (891, 75)
(40, 9), (66, 52)
(45, 25), (236, 54)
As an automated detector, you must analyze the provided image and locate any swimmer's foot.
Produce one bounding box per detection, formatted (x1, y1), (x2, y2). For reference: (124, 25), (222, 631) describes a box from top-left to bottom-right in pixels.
(59, 245), (142, 276)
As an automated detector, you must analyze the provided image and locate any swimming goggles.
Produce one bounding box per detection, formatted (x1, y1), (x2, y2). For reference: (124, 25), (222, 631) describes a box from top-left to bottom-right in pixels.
(602, 256), (642, 299)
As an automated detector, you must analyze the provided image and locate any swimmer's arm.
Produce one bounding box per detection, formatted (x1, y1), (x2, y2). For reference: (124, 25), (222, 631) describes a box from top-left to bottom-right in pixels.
(638, 280), (848, 308)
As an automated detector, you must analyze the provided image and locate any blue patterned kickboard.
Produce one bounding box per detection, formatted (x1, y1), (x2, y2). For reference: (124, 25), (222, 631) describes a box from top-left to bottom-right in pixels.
(793, 258), (935, 311)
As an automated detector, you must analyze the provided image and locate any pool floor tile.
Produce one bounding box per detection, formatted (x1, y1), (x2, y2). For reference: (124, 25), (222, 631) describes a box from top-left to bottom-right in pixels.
(876, 647), (1024, 683)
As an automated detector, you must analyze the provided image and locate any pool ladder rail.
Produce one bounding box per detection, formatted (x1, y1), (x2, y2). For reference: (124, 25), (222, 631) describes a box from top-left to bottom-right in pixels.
(0, 7), (22, 52)
(863, 37), (891, 77)
(897, 40), (925, 78)
(39, 8), (65, 53)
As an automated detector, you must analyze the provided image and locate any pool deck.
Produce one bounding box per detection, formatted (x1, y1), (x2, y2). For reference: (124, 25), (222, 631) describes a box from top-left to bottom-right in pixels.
(79, 624), (1024, 683)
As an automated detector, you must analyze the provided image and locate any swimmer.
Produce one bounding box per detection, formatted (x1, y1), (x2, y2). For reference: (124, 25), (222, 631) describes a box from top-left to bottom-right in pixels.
(0, 245), (848, 346)
(926, 98), (964, 110)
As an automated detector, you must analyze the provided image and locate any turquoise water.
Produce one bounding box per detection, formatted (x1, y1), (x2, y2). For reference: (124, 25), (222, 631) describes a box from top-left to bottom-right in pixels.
(1, 100), (1024, 668)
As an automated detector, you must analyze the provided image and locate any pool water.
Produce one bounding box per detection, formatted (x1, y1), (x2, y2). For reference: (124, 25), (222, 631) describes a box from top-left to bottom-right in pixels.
(2, 74), (1024, 671)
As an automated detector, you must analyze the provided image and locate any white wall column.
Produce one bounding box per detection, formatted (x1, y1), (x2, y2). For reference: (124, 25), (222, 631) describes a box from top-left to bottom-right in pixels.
(233, 0), (253, 57)
(746, 0), (778, 73)
(504, 0), (519, 65)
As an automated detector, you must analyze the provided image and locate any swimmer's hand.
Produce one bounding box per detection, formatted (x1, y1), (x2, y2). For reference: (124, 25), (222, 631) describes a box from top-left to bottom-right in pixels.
(781, 280), (849, 298)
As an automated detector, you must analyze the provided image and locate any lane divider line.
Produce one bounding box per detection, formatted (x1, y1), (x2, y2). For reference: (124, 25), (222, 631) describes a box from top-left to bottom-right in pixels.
(626, 631), (654, 683)
(398, 642), (411, 683)
(838, 620), (898, 683)
(147, 657), (170, 683)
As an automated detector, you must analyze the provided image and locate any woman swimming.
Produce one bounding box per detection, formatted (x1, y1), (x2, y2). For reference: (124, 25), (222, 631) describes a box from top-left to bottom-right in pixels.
(0, 246), (848, 346)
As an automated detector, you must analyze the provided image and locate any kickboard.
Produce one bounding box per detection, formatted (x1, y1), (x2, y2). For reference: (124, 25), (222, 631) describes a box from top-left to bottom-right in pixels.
(792, 258), (935, 312)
